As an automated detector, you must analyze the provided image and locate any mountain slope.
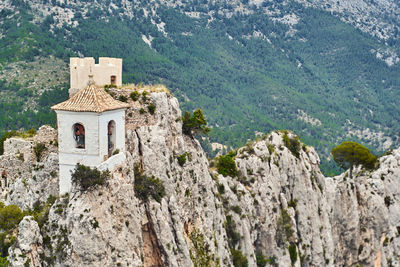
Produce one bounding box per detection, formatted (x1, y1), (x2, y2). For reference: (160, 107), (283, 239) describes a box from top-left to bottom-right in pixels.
(1, 0), (400, 174)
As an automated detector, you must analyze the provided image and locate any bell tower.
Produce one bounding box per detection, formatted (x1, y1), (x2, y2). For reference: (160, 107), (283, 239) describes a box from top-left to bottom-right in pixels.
(52, 72), (129, 194)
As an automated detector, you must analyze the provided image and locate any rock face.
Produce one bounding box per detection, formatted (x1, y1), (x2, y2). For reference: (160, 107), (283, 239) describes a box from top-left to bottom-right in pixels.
(8, 216), (43, 267)
(0, 126), (59, 210)
(2, 91), (400, 266)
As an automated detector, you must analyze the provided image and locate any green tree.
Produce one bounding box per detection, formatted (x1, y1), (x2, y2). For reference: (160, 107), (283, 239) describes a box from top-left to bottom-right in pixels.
(331, 141), (377, 178)
(182, 109), (210, 137)
(216, 154), (238, 177)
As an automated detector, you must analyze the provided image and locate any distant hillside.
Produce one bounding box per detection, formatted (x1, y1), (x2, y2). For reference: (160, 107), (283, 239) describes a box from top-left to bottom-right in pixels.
(1, 0), (400, 174)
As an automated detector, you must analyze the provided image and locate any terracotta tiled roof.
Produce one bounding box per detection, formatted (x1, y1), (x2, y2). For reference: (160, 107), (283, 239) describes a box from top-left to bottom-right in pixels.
(51, 82), (129, 113)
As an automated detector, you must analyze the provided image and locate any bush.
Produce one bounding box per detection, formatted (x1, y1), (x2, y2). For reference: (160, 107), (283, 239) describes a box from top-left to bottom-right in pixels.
(118, 95), (128, 102)
(134, 165), (165, 203)
(141, 91), (148, 101)
(0, 257), (9, 267)
(182, 109), (210, 137)
(0, 203), (23, 231)
(231, 205), (242, 215)
(216, 155), (238, 177)
(130, 91), (139, 101)
(148, 103), (156, 115)
(177, 153), (187, 167)
(288, 243), (297, 266)
(282, 133), (301, 158)
(256, 252), (267, 267)
(231, 249), (248, 267)
(189, 229), (214, 267)
(225, 215), (240, 248)
(71, 164), (110, 192)
(276, 209), (293, 246)
(33, 142), (47, 162)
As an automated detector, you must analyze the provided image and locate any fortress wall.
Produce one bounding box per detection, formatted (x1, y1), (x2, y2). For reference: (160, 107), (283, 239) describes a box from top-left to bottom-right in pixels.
(69, 57), (122, 97)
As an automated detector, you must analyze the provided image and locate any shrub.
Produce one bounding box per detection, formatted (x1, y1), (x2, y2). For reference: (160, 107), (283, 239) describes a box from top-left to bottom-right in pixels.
(384, 196), (392, 207)
(141, 91), (148, 101)
(182, 109), (210, 137)
(134, 165), (165, 203)
(139, 108), (145, 114)
(148, 103), (156, 115)
(217, 183), (225, 195)
(276, 209), (293, 246)
(0, 257), (9, 267)
(189, 229), (214, 267)
(287, 199), (298, 209)
(256, 252), (267, 267)
(130, 91), (139, 101)
(0, 203), (23, 231)
(71, 164), (110, 192)
(225, 215), (240, 247)
(118, 95), (128, 102)
(33, 143), (47, 162)
(267, 144), (275, 154)
(216, 155), (238, 177)
(231, 249), (248, 267)
(177, 153), (187, 167)
(231, 205), (242, 215)
(282, 133), (301, 158)
(112, 149), (120, 155)
(288, 243), (297, 266)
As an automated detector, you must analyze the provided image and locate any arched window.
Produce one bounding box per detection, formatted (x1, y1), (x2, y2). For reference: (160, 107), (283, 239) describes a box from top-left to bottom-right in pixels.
(110, 75), (116, 85)
(73, 123), (85, 149)
(107, 120), (116, 156)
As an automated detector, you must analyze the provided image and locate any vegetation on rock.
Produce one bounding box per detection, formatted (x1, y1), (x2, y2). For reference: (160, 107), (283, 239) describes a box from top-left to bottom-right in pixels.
(282, 132), (301, 158)
(216, 153), (238, 177)
(189, 229), (216, 267)
(0, 203), (23, 258)
(71, 164), (110, 192)
(134, 164), (165, 203)
(182, 109), (210, 137)
(332, 141), (378, 178)
(231, 248), (248, 267)
(33, 142), (47, 162)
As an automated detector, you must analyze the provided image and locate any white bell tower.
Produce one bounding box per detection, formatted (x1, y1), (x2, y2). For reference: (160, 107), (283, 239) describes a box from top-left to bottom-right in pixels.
(51, 75), (129, 194)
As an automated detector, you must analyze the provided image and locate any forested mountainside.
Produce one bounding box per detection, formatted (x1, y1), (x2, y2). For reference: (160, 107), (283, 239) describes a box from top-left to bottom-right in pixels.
(1, 0), (400, 174)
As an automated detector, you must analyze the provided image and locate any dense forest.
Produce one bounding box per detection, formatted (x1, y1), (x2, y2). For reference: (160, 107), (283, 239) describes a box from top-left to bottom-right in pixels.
(1, 0), (399, 174)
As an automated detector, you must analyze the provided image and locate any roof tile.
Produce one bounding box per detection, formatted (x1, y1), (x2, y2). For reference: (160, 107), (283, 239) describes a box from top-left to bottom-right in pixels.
(51, 82), (129, 113)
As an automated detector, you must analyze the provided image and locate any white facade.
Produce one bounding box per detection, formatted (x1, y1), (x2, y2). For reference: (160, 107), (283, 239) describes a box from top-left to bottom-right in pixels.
(69, 57), (122, 97)
(56, 109), (126, 194)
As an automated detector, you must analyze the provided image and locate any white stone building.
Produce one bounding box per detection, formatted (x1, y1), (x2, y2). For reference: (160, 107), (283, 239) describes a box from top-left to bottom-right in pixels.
(69, 57), (122, 97)
(51, 77), (129, 194)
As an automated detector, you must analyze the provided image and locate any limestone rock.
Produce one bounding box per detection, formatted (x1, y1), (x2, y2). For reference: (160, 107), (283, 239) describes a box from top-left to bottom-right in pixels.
(3, 92), (400, 266)
(8, 216), (43, 267)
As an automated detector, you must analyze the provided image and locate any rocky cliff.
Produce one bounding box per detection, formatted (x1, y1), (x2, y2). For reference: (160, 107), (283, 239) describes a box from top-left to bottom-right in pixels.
(1, 89), (400, 267)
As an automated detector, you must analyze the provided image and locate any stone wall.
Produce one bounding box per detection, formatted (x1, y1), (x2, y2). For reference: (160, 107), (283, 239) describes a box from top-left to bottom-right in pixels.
(69, 57), (122, 96)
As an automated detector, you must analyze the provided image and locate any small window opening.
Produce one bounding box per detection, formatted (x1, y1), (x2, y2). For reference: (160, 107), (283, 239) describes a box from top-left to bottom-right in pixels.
(110, 75), (117, 85)
(108, 120), (116, 156)
(73, 123), (85, 149)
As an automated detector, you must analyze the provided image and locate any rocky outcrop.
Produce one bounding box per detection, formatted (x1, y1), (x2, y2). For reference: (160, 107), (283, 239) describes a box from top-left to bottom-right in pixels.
(8, 216), (43, 267)
(0, 126), (59, 210)
(3, 91), (400, 266)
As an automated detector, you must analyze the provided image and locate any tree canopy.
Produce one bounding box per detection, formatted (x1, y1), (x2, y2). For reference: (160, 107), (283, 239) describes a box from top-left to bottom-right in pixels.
(331, 141), (377, 178)
(182, 109), (210, 137)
